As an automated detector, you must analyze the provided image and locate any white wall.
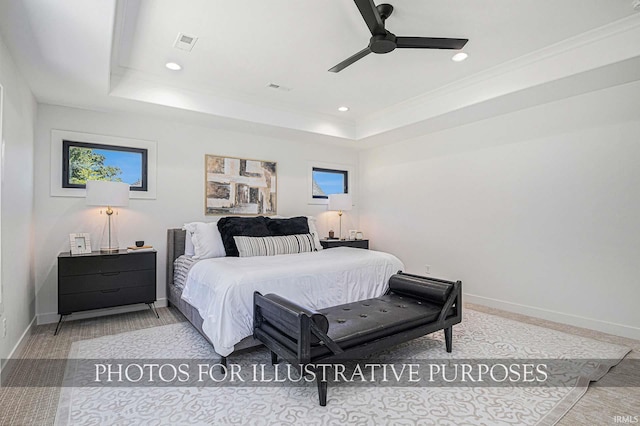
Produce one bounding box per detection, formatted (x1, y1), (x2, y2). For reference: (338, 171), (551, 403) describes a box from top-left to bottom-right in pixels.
(359, 81), (640, 339)
(0, 35), (36, 361)
(34, 104), (359, 323)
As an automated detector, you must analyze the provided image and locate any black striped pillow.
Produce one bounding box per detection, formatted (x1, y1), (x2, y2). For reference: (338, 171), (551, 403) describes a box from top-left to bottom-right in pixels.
(233, 234), (316, 257)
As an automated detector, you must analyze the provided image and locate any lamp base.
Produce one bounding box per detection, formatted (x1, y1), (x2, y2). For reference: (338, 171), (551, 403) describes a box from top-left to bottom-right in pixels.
(99, 210), (120, 254)
(99, 247), (120, 253)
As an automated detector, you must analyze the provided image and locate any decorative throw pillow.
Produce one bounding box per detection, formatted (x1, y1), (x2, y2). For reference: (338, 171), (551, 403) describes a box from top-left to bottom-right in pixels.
(217, 216), (271, 257)
(265, 216), (310, 236)
(183, 221), (226, 259)
(270, 215), (324, 251)
(234, 234), (316, 257)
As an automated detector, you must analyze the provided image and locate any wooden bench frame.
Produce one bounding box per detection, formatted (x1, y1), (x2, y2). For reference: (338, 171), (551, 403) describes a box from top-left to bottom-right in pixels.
(253, 272), (462, 405)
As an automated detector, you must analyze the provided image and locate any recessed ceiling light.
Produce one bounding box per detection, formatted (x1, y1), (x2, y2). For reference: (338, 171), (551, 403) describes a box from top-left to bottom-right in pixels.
(165, 62), (182, 71)
(338, 106), (350, 112)
(451, 52), (468, 62)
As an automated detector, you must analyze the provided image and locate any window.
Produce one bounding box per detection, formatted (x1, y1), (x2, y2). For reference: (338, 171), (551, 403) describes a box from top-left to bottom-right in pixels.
(312, 167), (348, 199)
(62, 140), (148, 191)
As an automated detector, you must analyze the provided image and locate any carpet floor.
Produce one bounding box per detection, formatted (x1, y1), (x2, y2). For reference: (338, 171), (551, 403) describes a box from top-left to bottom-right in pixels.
(0, 304), (638, 425)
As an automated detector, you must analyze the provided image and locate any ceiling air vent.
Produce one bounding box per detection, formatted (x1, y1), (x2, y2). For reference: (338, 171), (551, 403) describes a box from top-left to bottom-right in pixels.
(267, 83), (292, 92)
(174, 33), (198, 51)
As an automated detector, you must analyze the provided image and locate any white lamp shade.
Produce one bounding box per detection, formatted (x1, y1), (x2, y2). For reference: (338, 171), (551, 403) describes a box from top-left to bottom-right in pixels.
(328, 193), (352, 211)
(85, 180), (130, 207)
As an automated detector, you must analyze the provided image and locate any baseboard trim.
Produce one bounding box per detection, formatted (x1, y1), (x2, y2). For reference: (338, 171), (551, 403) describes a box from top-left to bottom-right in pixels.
(36, 298), (168, 325)
(1, 316), (36, 384)
(465, 293), (640, 340)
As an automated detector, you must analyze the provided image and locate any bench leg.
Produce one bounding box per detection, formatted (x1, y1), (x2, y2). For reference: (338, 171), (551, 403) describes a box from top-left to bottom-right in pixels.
(271, 351), (278, 365)
(317, 377), (327, 406)
(444, 326), (453, 353)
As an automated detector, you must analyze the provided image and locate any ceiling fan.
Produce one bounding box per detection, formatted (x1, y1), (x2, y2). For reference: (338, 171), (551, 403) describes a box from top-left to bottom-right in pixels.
(329, 0), (469, 73)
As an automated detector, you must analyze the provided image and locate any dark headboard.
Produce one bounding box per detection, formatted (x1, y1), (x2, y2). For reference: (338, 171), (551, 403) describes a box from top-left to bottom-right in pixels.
(166, 228), (186, 288)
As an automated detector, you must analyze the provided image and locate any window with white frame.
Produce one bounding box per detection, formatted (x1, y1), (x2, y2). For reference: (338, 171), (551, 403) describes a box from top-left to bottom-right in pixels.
(50, 130), (157, 199)
(308, 161), (354, 205)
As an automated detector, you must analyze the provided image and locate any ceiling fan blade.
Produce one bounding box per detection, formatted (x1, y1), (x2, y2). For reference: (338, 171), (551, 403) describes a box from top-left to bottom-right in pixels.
(353, 0), (385, 35)
(396, 37), (468, 50)
(328, 47), (372, 73)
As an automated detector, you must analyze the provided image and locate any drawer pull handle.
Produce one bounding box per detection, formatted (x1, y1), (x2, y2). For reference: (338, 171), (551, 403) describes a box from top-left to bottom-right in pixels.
(101, 272), (121, 276)
(101, 288), (120, 293)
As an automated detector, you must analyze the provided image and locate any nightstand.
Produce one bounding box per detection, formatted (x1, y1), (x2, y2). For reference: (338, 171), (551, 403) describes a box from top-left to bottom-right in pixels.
(320, 239), (369, 249)
(56, 250), (157, 335)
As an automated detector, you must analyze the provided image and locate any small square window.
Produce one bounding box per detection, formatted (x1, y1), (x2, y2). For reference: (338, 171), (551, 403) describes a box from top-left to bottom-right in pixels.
(312, 167), (348, 199)
(62, 140), (148, 191)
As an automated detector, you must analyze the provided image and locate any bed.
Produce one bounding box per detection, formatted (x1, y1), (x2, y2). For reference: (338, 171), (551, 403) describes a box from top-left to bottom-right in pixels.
(166, 226), (404, 357)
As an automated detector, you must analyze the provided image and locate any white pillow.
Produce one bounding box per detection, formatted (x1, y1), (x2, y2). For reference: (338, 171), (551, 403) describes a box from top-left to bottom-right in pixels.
(183, 221), (226, 259)
(184, 230), (195, 256)
(306, 216), (324, 251)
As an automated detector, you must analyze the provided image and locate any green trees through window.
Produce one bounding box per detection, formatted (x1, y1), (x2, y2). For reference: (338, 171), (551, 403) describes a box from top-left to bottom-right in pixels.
(68, 146), (123, 184)
(62, 140), (148, 191)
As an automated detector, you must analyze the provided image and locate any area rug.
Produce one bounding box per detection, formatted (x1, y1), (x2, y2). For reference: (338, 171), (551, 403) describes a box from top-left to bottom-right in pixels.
(55, 310), (629, 426)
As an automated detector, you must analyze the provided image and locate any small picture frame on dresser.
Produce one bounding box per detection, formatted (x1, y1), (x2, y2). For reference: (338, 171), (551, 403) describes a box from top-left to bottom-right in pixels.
(69, 233), (92, 255)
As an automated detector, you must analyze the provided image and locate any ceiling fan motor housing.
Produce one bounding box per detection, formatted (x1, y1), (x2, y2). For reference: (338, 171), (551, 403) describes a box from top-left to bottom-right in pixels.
(370, 33), (397, 54)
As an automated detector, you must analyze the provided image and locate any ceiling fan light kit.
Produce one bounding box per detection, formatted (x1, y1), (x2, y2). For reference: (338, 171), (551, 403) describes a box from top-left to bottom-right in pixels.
(329, 1), (469, 73)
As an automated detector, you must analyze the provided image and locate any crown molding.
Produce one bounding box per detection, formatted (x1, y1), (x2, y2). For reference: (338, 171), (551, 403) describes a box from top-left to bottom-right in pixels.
(356, 14), (640, 140)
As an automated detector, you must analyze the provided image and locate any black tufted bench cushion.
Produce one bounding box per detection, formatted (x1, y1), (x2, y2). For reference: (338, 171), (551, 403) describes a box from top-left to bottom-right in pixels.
(321, 295), (443, 348)
(253, 272), (462, 406)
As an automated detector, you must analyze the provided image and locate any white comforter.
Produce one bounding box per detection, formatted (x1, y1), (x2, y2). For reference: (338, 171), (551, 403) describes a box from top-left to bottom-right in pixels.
(180, 247), (404, 356)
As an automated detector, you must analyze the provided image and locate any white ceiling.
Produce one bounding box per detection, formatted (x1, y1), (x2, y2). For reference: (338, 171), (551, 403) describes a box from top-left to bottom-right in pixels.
(1, 0), (640, 146)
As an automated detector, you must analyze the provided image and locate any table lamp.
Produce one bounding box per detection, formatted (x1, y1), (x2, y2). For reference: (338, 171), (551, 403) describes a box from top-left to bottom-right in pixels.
(86, 180), (130, 253)
(328, 194), (352, 240)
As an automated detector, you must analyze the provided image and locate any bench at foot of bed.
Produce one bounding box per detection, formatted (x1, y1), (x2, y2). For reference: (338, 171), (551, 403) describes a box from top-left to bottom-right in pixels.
(253, 272), (462, 406)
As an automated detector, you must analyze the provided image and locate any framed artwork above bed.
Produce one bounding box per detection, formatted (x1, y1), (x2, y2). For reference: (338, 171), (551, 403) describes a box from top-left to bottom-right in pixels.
(205, 154), (277, 215)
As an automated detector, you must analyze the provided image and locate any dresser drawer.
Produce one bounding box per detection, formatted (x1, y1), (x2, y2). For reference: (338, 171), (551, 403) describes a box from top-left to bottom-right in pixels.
(58, 269), (156, 295)
(58, 252), (156, 276)
(58, 285), (156, 314)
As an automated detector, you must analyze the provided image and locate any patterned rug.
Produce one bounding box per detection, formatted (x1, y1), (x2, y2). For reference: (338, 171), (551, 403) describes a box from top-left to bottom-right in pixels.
(55, 310), (629, 426)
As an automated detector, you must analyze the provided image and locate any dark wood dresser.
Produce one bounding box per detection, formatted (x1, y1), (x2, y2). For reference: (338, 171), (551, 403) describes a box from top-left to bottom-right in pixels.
(56, 250), (157, 334)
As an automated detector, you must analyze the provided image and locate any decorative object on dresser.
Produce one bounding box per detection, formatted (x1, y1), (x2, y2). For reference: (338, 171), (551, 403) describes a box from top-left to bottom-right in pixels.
(85, 180), (130, 253)
(320, 239), (368, 249)
(69, 233), (92, 255)
(327, 193), (352, 240)
(56, 250), (157, 335)
(205, 154), (277, 215)
(126, 244), (154, 253)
